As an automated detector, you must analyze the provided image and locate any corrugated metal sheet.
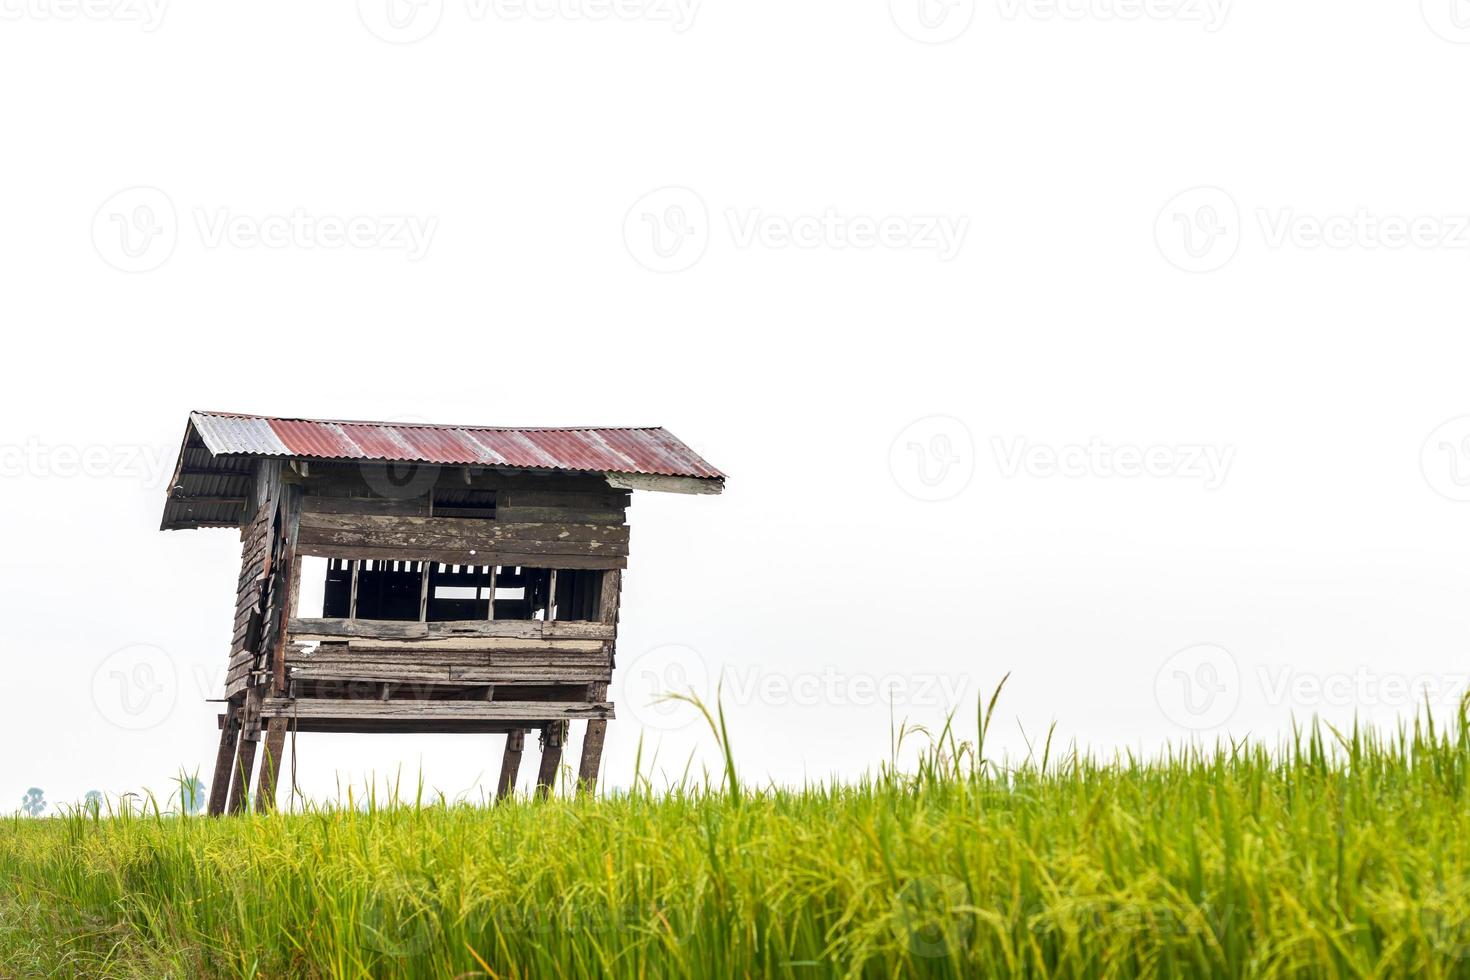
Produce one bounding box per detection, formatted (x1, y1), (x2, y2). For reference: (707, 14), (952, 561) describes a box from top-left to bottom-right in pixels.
(190, 411), (724, 480)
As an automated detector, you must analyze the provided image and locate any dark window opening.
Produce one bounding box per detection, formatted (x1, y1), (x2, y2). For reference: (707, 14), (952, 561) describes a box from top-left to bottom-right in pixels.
(490, 566), (547, 621)
(317, 561), (605, 623)
(426, 564), (493, 621)
(431, 488), (497, 520)
(555, 568), (604, 622)
(353, 560), (427, 621)
(322, 558), (354, 618)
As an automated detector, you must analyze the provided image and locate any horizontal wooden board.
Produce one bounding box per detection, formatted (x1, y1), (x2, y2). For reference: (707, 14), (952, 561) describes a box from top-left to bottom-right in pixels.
(260, 698), (614, 721)
(289, 666), (610, 684)
(495, 508), (626, 525)
(289, 649), (609, 669)
(297, 514), (629, 557)
(301, 495), (428, 517)
(287, 618), (613, 641)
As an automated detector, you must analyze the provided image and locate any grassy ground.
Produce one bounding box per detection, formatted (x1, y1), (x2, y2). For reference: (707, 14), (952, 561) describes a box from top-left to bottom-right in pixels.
(6, 696), (1470, 978)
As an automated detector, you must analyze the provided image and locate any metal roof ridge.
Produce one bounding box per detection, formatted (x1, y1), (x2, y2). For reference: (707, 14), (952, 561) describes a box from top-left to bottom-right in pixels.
(191, 411), (667, 432)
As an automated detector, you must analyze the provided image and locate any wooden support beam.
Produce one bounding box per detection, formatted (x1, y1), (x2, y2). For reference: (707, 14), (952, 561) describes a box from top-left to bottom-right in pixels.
(227, 734), (258, 815)
(604, 472), (723, 495)
(419, 561), (431, 621)
(599, 569), (622, 626)
(288, 617), (613, 642)
(208, 705), (241, 816)
(288, 555), (302, 617)
(258, 698), (613, 722)
(253, 719), (288, 812)
(535, 722), (566, 800)
(486, 565), (497, 621)
(578, 720), (608, 795)
(497, 729), (525, 802)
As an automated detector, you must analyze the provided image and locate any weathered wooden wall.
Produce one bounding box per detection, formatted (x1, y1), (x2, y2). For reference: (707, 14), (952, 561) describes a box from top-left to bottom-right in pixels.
(212, 461), (628, 804)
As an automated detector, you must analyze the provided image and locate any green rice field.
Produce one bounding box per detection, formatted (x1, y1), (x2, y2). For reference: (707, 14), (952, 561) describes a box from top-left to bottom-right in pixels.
(5, 693), (1470, 978)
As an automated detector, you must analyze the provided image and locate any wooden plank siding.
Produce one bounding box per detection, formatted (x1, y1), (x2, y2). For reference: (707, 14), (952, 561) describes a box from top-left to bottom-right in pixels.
(218, 463), (628, 757)
(223, 499), (275, 698)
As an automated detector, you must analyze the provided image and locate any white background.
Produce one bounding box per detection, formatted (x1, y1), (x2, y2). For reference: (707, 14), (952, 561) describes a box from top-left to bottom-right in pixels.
(4, 0), (1470, 811)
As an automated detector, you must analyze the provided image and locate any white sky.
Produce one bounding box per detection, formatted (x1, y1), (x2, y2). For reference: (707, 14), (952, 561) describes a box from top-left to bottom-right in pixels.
(4, 1), (1470, 810)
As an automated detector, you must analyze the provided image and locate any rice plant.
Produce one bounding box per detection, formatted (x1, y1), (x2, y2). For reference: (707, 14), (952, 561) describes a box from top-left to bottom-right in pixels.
(5, 689), (1470, 978)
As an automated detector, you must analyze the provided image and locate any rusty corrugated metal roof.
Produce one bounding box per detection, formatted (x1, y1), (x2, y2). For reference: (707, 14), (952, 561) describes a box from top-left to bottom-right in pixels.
(162, 412), (724, 530)
(188, 412), (724, 479)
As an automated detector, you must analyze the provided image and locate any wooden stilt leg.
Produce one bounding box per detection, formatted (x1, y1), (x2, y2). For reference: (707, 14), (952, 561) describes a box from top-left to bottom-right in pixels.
(228, 734), (258, 814)
(496, 729), (525, 803)
(208, 706), (241, 816)
(577, 720), (607, 795)
(253, 719), (288, 813)
(535, 722), (566, 800)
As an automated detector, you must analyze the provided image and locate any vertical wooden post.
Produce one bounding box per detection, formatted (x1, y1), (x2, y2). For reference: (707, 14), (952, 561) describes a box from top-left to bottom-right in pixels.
(348, 560), (360, 619)
(486, 565), (497, 620)
(257, 487), (298, 812)
(228, 688), (264, 814)
(288, 555), (302, 617)
(208, 704), (241, 816)
(419, 561), (431, 621)
(496, 729), (525, 802)
(535, 722), (566, 800)
(253, 719), (288, 812)
(547, 569), (558, 621)
(578, 720), (608, 795)
(598, 569), (622, 625)
(227, 735), (258, 814)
